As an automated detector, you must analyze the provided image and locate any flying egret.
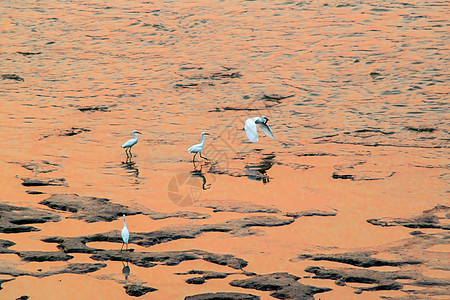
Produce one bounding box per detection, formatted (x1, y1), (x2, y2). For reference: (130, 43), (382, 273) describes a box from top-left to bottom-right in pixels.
(244, 116), (275, 142)
(122, 130), (141, 160)
(188, 132), (210, 163)
(121, 214), (129, 252)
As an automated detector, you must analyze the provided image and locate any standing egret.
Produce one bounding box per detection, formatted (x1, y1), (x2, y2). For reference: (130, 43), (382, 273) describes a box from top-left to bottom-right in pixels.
(188, 132), (210, 163)
(121, 214), (129, 252)
(122, 130), (141, 161)
(244, 116), (275, 142)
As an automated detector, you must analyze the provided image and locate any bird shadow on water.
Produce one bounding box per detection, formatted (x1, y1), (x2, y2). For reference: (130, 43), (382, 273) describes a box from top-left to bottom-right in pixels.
(245, 154), (275, 184)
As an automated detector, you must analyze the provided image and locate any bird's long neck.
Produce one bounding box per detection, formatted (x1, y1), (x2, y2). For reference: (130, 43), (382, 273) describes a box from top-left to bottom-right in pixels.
(133, 132), (139, 141)
(123, 217), (127, 228)
(200, 135), (206, 147)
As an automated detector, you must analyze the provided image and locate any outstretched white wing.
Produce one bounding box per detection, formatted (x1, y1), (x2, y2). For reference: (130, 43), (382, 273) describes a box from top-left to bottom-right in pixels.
(245, 117), (260, 142)
(256, 122), (275, 139)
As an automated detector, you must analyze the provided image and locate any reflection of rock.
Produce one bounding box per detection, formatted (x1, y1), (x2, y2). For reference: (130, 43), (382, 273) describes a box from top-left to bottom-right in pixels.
(229, 272), (332, 299)
(40, 194), (209, 223)
(185, 292), (260, 300)
(124, 284), (157, 297)
(0, 203), (61, 233)
(367, 205), (449, 230)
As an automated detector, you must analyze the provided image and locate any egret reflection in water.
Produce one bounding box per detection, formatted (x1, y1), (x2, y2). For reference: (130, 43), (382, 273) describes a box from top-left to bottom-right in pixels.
(245, 154), (275, 184)
(122, 161), (139, 178)
(122, 260), (130, 280)
(191, 169), (212, 190)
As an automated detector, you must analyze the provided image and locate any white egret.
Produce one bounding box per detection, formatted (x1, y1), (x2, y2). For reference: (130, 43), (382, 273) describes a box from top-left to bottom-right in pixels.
(122, 130), (141, 160)
(188, 132), (210, 163)
(121, 214), (129, 252)
(244, 116), (275, 142)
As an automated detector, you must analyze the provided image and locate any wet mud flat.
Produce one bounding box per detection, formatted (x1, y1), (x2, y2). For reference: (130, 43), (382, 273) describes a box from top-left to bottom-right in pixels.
(1, 164), (449, 299)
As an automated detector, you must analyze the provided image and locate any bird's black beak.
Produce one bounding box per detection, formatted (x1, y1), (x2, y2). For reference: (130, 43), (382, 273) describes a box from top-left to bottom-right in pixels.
(136, 131), (142, 134)
(265, 118), (269, 124)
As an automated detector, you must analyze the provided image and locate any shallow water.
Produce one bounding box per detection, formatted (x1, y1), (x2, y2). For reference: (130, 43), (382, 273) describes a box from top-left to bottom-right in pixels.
(0, 0), (448, 299)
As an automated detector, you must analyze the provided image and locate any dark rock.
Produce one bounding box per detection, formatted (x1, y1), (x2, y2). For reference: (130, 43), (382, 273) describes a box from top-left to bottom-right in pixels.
(1, 74), (24, 81)
(15, 296), (29, 300)
(230, 272), (331, 299)
(296, 152), (337, 157)
(405, 126), (436, 133)
(305, 266), (404, 293)
(285, 209), (337, 219)
(0, 203), (60, 233)
(332, 173), (355, 180)
(89, 249), (247, 270)
(43, 214), (295, 253)
(369, 72), (383, 79)
(60, 127), (91, 137)
(295, 251), (420, 268)
(175, 83), (199, 88)
(39, 127), (91, 140)
(177, 269), (233, 285)
(18, 251), (74, 262)
(0, 239), (16, 250)
(295, 224), (449, 297)
(0, 278), (14, 290)
(210, 71), (242, 79)
(17, 160), (60, 174)
(186, 277), (206, 284)
(78, 106), (109, 112)
(17, 51), (41, 56)
(198, 200), (281, 214)
(21, 177), (67, 187)
(124, 284), (157, 297)
(367, 205), (449, 230)
(262, 94), (294, 102)
(39, 193), (209, 223)
(185, 292), (260, 300)
(26, 190), (45, 195)
(40, 194), (138, 223)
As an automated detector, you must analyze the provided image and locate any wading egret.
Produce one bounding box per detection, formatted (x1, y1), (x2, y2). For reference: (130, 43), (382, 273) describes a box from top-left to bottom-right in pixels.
(122, 130), (141, 160)
(121, 214), (129, 252)
(244, 116), (275, 142)
(188, 132), (210, 163)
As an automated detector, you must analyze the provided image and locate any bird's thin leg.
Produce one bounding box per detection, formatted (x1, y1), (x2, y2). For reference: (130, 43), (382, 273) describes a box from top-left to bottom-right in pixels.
(192, 153), (197, 163)
(126, 243), (128, 251)
(120, 242), (124, 252)
(200, 152), (208, 160)
(129, 147), (133, 158)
